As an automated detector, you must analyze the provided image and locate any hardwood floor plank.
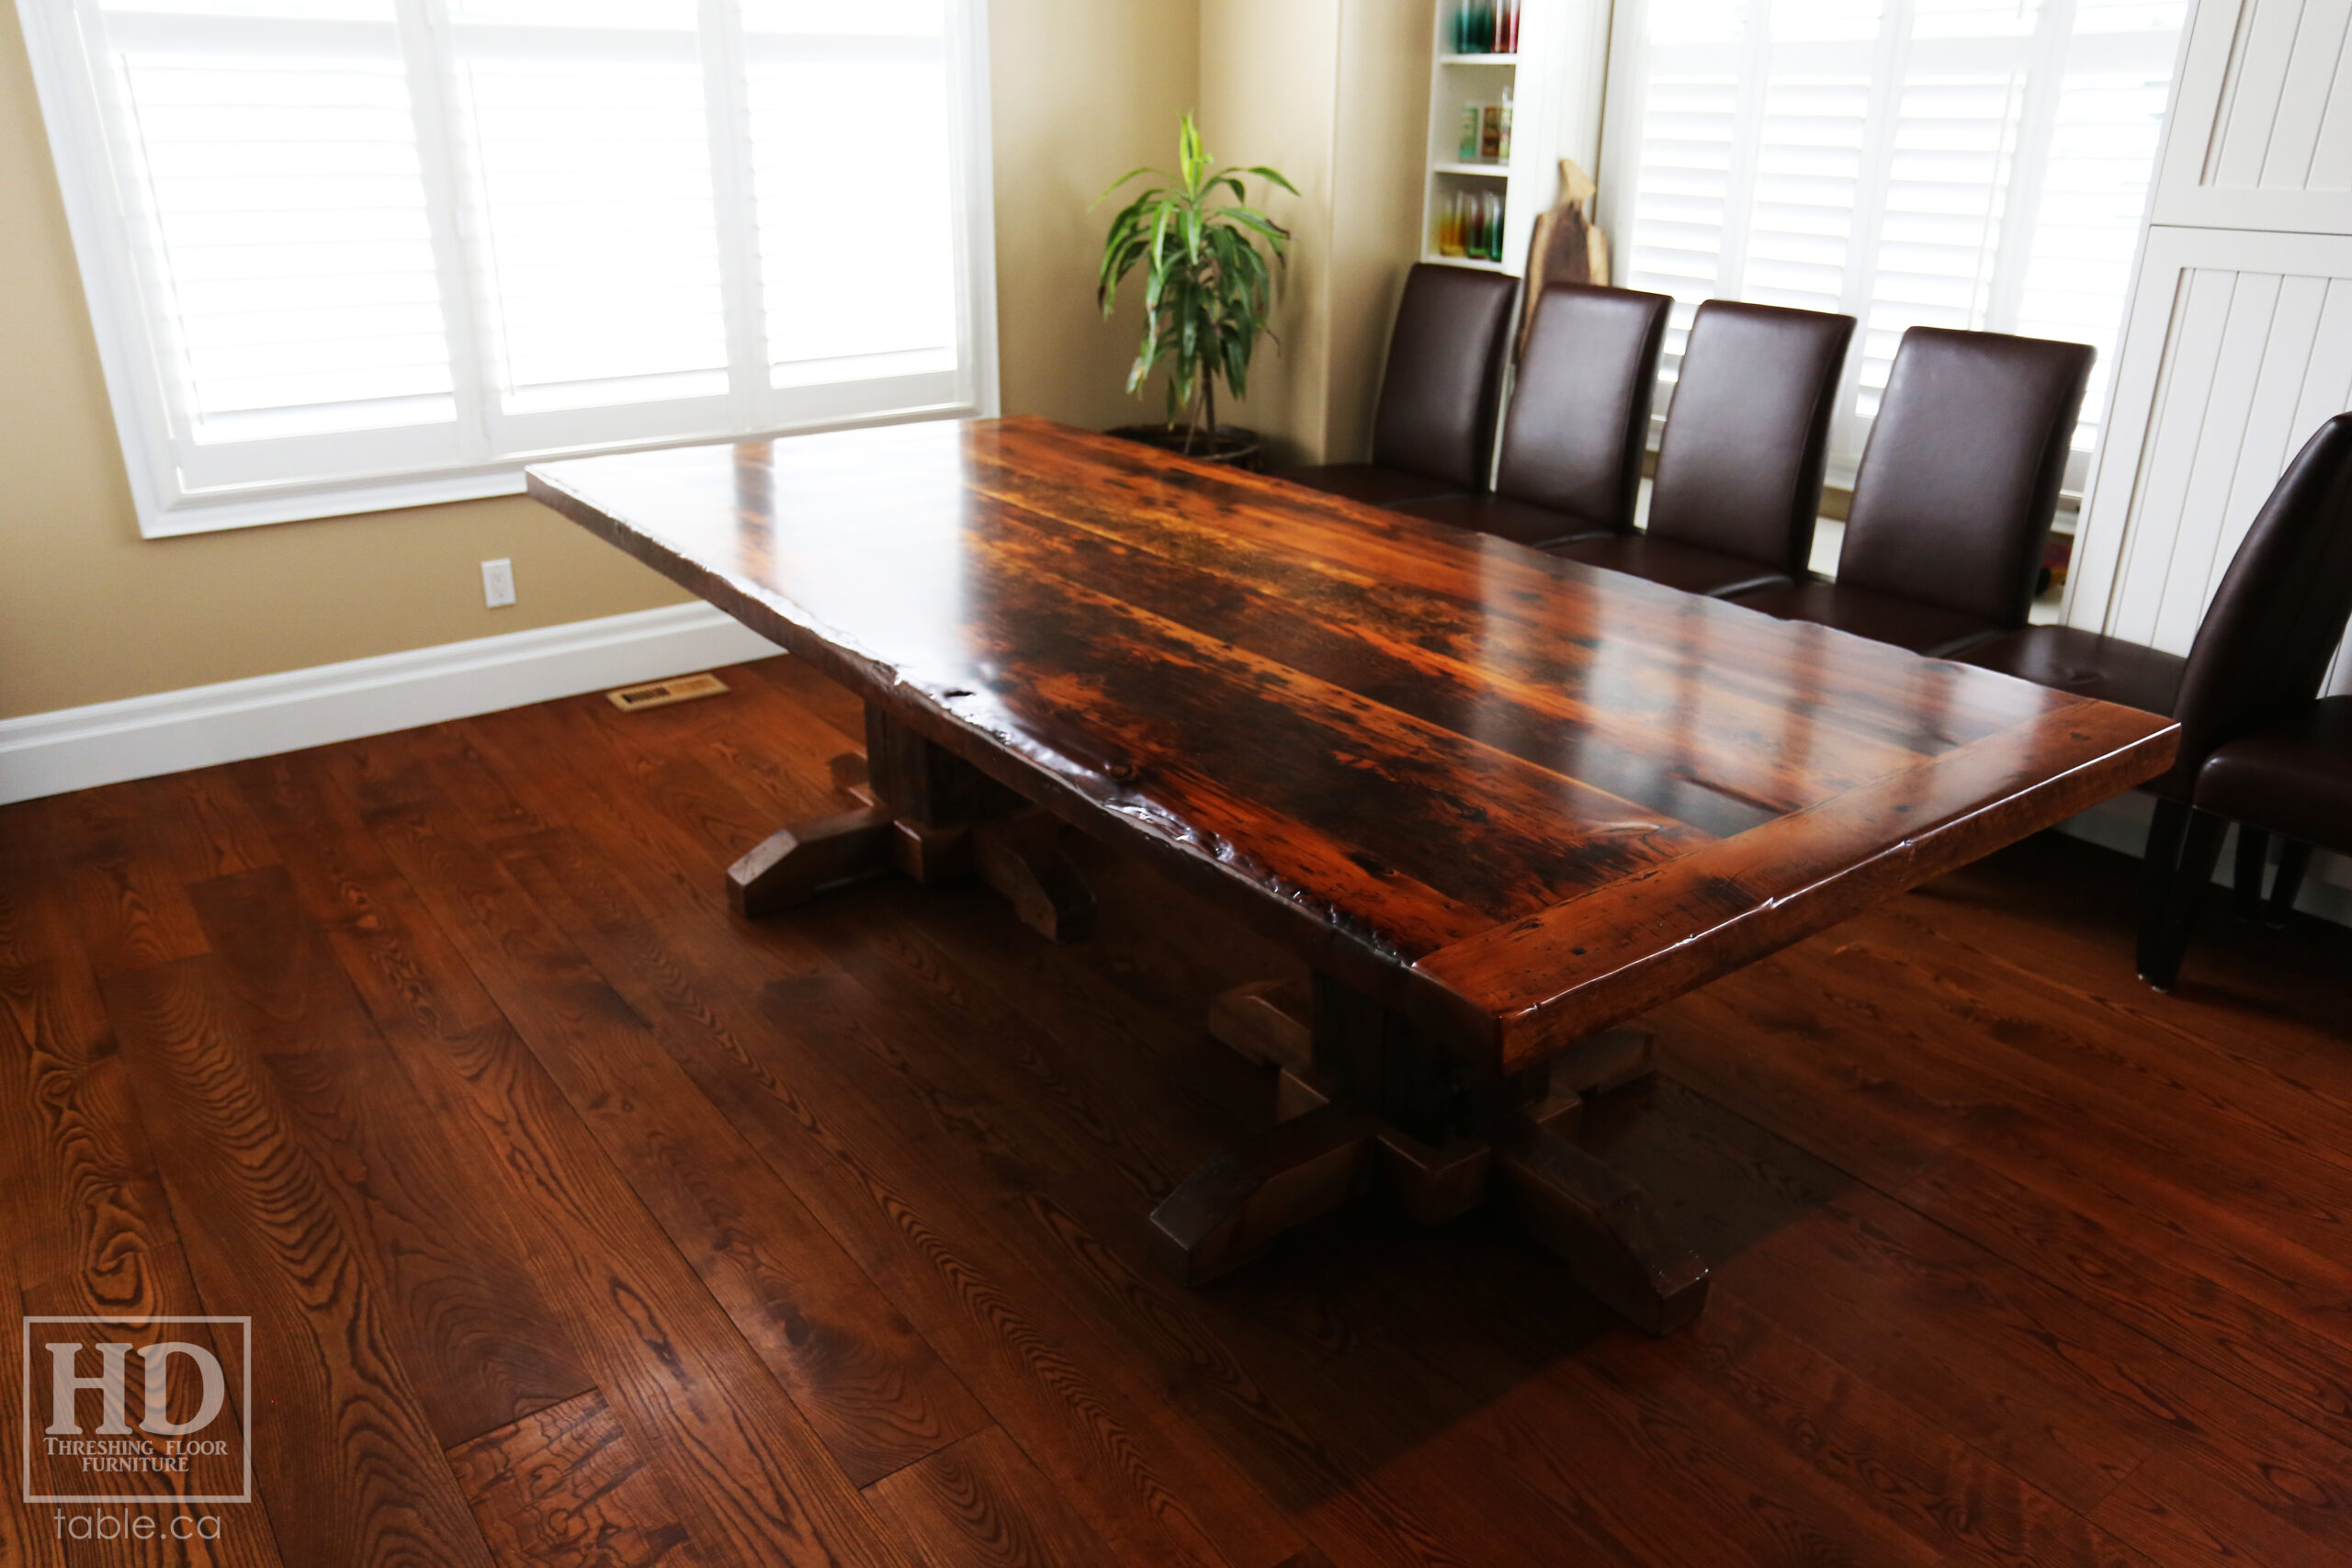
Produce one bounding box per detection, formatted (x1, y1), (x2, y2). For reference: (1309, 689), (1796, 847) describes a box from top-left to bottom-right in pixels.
(567, 682), (1228, 1201)
(183, 863), (598, 1449)
(46, 783), (212, 977)
(1915, 837), (2351, 1047)
(228, 749), (911, 1568)
(448, 706), (1308, 1568)
(1638, 1292), (2161, 1568)
(1596, 1073), (2352, 1562)
(865, 1427), (1122, 1567)
(396, 721), (554, 841)
(339, 720), (1004, 1493)
(740, 655), (869, 745)
(100, 957), (495, 1568)
(590, 660), (865, 830)
(1659, 941), (2352, 1450)
(0, 801), (71, 968)
(0, 822), (286, 1566)
(149, 766), (283, 886)
(0, 1366), (66, 1568)
(492, 788), (1539, 1566)
(1878, 877), (2352, 1147)
(805, 891), (1210, 1201)
(1298, 1193), (2158, 1568)
(398, 812), (994, 1490)
(448, 1388), (707, 1568)
(1594, 1074), (2162, 1510)
(1020, 1178), (1661, 1568)
(567, 682), (1197, 1189)
(1786, 926), (2352, 1307)
(2091, 1448), (2329, 1568)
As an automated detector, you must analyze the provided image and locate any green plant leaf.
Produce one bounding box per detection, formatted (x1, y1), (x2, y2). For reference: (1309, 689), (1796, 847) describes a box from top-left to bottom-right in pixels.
(1240, 164), (1301, 196)
(1179, 114), (1209, 194)
(1091, 166), (1169, 206)
(1216, 206), (1290, 249)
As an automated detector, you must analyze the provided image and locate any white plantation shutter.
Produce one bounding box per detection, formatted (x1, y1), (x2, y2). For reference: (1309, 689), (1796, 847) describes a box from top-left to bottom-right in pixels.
(17, 0), (995, 536)
(742, 3), (964, 408)
(1604, 0), (2186, 485)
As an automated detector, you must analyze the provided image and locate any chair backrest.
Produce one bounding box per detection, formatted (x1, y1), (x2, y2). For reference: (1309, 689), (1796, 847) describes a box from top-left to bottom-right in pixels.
(1645, 299), (1855, 573)
(1370, 263), (1522, 491)
(1836, 327), (2095, 626)
(1492, 282), (1671, 536)
(2171, 412), (2352, 777)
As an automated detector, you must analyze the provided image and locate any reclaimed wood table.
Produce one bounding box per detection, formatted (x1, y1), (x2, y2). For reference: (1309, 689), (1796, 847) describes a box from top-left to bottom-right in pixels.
(530, 416), (2177, 1333)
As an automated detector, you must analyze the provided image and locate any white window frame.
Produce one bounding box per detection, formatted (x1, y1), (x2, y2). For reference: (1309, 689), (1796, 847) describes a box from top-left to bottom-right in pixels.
(15, 0), (1001, 539)
(1596, 0), (2186, 495)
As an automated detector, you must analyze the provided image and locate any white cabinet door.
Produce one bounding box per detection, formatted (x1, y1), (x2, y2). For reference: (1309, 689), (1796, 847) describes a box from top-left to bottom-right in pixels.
(2070, 225), (2352, 694)
(2154, 0), (2352, 235)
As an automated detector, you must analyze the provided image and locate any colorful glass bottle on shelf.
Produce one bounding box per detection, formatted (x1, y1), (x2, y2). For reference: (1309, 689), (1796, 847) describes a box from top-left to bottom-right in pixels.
(1438, 189), (1506, 263)
(1453, 0), (1521, 53)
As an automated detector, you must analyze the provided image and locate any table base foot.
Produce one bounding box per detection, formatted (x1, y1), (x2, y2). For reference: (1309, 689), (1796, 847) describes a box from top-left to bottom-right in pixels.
(1494, 1112), (1710, 1336)
(731, 716), (1095, 942)
(1148, 1103), (1385, 1285)
(728, 805), (898, 917)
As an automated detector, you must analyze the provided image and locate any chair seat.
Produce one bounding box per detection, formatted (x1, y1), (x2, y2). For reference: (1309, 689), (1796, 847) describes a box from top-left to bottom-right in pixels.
(1956, 625), (2188, 716)
(1273, 464), (1468, 509)
(2196, 696), (2352, 856)
(1547, 534), (1792, 597)
(1733, 578), (2003, 657)
(1393, 492), (1605, 548)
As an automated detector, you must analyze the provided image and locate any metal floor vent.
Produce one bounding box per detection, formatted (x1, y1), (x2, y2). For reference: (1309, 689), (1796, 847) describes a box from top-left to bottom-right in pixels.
(606, 672), (729, 712)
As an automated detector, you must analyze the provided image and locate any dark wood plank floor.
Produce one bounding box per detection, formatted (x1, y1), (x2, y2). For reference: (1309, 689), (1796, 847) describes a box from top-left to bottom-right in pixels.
(4, 654), (2348, 1567)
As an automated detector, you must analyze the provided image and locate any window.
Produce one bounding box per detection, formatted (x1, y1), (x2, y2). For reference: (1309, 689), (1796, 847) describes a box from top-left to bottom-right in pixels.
(17, 0), (996, 536)
(1600, 0), (2187, 487)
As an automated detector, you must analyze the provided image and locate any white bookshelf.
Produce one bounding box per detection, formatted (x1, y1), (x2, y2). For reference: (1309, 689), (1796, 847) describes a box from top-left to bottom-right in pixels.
(1418, 2), (1610, 279)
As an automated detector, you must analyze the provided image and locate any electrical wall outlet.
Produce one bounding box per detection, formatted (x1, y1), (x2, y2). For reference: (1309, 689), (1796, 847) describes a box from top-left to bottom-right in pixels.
(481, 558), (516, 609)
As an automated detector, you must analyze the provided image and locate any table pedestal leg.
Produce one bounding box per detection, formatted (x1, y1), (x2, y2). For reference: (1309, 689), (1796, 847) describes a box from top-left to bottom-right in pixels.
(1166, 975), (1710, 1332)
(971, 813), (1096, 942)
(729, 705), (1095, 942)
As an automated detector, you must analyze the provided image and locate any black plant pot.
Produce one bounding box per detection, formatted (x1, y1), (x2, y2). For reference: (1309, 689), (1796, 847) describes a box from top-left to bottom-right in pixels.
(1106, 423), (1267, 472)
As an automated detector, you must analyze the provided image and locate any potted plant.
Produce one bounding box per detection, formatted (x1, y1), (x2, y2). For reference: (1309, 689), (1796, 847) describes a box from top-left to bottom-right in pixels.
(1095, 115), (1295, 468)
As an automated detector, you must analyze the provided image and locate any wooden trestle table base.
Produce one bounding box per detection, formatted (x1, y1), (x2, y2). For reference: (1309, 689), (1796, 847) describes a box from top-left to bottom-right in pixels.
(531, 417), (2177, 1335)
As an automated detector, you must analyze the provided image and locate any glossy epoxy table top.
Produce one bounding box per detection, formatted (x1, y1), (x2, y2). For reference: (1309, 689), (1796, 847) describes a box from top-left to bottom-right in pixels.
(531, 416), (2177, 1068)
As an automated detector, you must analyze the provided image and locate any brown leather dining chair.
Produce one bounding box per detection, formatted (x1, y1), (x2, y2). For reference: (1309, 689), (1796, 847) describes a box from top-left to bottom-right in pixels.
(1391, 282), (1670, 548)
(1959, 413), (2352, 989)
(1733, 326), (2095, 656)
(1549, 299), (1854, 595)
(2166, 695), (2352, 958)
(1277, 263), (1520, 508)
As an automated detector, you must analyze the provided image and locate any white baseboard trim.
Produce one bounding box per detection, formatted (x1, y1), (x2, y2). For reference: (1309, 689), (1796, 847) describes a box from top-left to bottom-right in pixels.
(2054, 793), (2352, 927)
(0, 603), (782, 806)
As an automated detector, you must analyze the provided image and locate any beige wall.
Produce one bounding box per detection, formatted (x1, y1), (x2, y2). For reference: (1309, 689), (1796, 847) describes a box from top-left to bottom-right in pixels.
(1199, 0), (1426, 468)
(992, 0), (1202, 436)
(0, 0), (1203, 719)
(1325, 0), (1435, 467)
(1199, 0), (1340, 467)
